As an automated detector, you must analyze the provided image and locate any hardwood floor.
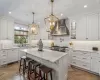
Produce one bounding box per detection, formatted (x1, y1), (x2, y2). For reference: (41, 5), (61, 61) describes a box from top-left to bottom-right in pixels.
(0, 63), (100, 80)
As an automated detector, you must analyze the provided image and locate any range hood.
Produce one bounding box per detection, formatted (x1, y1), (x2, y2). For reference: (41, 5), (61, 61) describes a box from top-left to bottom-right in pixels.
(51, 18), (70, 36)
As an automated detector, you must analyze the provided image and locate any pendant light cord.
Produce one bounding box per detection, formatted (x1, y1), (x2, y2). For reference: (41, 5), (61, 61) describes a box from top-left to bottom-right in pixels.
(51, 0), (54, 15)
(32, 12), (34, 23)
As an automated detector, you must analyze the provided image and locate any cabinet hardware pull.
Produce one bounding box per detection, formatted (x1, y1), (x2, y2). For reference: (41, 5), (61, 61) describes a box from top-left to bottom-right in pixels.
(73, 56), (76, 57)
(83, 58), (86, 59)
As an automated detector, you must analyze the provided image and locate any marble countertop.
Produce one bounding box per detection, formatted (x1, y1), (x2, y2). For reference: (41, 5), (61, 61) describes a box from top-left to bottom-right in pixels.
(21, 48), (68, 62)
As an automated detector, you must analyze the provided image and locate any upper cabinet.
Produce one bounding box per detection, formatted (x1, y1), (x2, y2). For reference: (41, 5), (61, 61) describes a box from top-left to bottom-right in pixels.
(99, 14), (100, 39)
(87, 13), (99, 40)
(0, 17), (14, 41)
(76, 15), (87, 40)
(71, 13), (99, 40)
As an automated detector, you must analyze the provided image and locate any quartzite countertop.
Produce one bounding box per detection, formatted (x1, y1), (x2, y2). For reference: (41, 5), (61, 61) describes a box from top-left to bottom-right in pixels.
(21, 48), (68, 62)
(21, 48), (69, 80)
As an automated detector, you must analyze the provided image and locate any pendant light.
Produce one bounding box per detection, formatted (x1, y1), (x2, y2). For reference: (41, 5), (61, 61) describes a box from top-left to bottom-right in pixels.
(30, 12), (39, 35)
(44, 0), (59, 32)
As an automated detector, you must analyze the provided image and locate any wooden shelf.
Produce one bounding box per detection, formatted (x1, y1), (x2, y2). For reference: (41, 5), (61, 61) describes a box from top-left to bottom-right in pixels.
(14, 29), (28, 32)
(15, 34), (28, 36)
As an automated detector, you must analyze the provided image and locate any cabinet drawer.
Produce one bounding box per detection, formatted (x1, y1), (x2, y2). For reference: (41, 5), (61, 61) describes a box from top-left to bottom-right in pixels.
(72, 59), (90, 70)
(91, 52), (99, 57)
(0, 59), (7, 65)
(80, 61), (90, 70)
(72, 55), (91, 63)
(71, 59), (81, 67)
(72, 50), (90, 56)
(0, 50), (7, 59)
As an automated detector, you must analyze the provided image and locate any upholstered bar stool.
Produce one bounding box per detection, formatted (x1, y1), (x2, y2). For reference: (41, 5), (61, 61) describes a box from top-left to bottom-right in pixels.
(28, 60), (40, 80)
(39, 65), (53, 80)
(19, 56), (31, 75)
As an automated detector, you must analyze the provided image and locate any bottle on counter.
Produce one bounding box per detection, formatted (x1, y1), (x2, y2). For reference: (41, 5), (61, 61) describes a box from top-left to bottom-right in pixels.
(37, 39), (43, 51)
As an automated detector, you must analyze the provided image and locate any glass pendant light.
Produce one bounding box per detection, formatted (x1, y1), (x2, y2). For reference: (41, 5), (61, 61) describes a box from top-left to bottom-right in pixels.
(30, 12), (39, 35)
(44, 0), (59, 33)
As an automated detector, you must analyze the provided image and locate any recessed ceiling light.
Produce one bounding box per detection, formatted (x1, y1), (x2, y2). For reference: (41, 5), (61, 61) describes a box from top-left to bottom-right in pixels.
(84, 5), (87, 8)
(61, 13), (63, 16)
(9, 11), (12, 14)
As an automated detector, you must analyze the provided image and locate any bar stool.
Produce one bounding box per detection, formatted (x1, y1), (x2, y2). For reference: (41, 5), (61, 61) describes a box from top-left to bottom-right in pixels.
(28, 60), (40, 80)
(39, 65), (53, 80)
(19, 56), (31, 75)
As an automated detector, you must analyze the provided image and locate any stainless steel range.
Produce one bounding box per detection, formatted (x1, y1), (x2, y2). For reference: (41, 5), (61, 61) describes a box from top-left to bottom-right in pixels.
(50, 46), (68, 52)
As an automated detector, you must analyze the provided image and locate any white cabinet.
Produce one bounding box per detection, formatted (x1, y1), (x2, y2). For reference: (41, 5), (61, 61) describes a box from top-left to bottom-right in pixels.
(87, 14), (99, 40)
(19, 51), (26, 59)
(0, 17), (14, 40)
(91, 57), (99, 73)
(7, 49), (19, 63)
(71, 50), (91, 70)
(91, 52), (100, 73)
(76, 15), (87, 40)
(99, 14), (100, 39)
(0, 50), (8, 66)
(7, 20), (14, 40)
(71, 50), (100, 74)
(0, 19), (8, 39)
(99, 58), (100, 75)
(71, 13), (99, 40)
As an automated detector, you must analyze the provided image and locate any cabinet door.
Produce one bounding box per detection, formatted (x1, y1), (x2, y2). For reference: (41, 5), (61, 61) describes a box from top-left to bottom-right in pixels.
(7, 20), (14, 41)
(99, 59), (100, 75)
(76, 15), (87, 40)
(91, 57), (99, 73)
(87, 13), (99, 40)
(0, 18), (8, 39)
(99, 14), (100, 39)
(0, 50), (8, 65)
(8, 49), (19, 63)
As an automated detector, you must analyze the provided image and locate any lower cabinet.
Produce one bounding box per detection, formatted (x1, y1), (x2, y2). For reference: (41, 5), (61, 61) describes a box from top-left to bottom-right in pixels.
(7, 49), (19, 63)
(71, 50), (100, 74)
(99, 58), (100, 75)
(91, 57), (99, 73)
(18, 50), (26, 60)
(0, 50), (8, 65)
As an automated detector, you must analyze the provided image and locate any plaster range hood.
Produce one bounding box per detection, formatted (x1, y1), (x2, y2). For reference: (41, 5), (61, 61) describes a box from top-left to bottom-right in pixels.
(51, 18), (70, 36)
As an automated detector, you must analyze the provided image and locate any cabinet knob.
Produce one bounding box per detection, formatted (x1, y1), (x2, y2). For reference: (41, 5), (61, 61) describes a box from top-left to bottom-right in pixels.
(99, 61), (100, 62)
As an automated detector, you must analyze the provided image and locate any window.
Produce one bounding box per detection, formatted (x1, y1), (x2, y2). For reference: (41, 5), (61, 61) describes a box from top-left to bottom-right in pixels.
(14, 23), (29, 44)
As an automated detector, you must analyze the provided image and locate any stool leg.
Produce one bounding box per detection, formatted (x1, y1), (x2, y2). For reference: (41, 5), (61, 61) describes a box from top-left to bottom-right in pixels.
(23, 59), (26, 75)
(39, 70), (42, 80)
(28, 62), (31, 80)
(19, 58), (22, 73)
(46, 74), (48, 80)
(43, 73), (45, 80)
(50, 72), (52, 80)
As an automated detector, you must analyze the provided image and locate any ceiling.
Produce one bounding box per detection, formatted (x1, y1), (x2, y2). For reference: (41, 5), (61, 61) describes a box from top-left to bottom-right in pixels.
(0, 0), (100, 24)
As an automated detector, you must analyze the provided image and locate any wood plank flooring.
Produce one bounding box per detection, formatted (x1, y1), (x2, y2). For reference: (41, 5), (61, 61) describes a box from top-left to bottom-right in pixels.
(0, 62), (100, 80)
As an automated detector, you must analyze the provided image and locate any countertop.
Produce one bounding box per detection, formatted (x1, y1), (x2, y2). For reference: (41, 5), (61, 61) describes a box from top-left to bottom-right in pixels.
(0, 47), (19, 50)
(73, 48), (100, 53)
(21, 48), (68, 62)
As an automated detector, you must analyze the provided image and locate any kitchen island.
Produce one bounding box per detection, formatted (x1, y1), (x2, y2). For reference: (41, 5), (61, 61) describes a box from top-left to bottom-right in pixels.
(21, 48), (69, 80)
